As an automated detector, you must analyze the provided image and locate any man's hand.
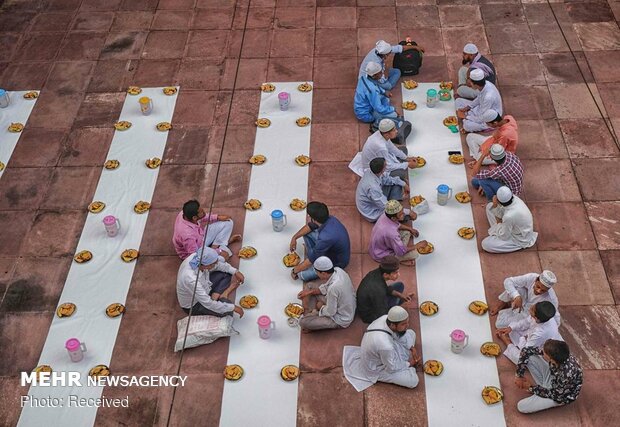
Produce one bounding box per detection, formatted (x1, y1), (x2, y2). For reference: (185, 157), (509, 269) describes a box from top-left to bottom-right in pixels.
(492, 195), (499, 209)
(234, 271), (245, 284)
(316, 301), (325, 310)
(402, 292), (415, 303)
(289, 238), (297, 252)
(233, 306), (245, 318)
(411, 228), (419, 238)
(515, 377), (532, 390)
(395, 109), (403, 117)
(407, 158), (418, 169)
(404, 183), (410, 195)
(297, 289), (311, 299)
(217, 215), (231, 221)
(457, 109), (466, 119)
(511, 296), (523, 312)
(409, 347), (422, 367)
(385, 91), (392, 98)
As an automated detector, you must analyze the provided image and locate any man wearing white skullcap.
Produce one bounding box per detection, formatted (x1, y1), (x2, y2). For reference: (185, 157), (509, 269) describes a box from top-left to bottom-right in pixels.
(490, 270), (561, 334)
(343, 306), (421, 391)
(354, 61), (402, 128)
(455, 67), (503, 132)
(471, 143), (524, 201)
(457, 42), (497, 100)
(176, 247), (246, 317)
(358, 39), (425, 90)
(481, 186), (538, 253)
(466, 109), (519, 166)
(296, 256), (357, 331)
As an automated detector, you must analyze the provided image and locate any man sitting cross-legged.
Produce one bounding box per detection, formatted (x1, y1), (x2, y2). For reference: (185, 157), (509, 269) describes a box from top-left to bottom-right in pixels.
(356, 157), (408, 222)
(296, 256), (356, 332)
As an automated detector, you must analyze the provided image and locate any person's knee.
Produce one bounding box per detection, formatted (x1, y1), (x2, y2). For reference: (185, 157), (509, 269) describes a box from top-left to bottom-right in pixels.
(406, 373), (419, 389)
(481, 238), (493, 253)
(392, 282), (405, 292)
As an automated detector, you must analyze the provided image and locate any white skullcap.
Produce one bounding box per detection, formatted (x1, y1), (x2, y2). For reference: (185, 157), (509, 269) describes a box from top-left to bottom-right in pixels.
(470, 68), (485, 81)
(463, 43), (478, 54)
(539, 270), (557, 288)
(375, 40), (391, 55)
(482, 109), (500, 123)
(387, 306), (409, 323)
(378, 118), (395, 132)
(365, 61), (382, 76)
(496, 186), (513, 203)
(490, 143), (505, 160)
(313, 256), (333, 272)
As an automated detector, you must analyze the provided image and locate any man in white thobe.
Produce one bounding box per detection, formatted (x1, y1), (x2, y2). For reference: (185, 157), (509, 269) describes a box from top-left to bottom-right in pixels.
(482, 186), (538, 253)
(343, 306), (421, 391)
(490, 270), (560, 329)
(297, 257), (356, 331)
(497, 301), (563, 364)
(455, 68), (503, 133)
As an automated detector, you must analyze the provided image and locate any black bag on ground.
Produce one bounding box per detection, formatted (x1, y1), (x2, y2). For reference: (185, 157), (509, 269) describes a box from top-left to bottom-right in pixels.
(393, 40), (423, 76)
(391, 120), (412, 148)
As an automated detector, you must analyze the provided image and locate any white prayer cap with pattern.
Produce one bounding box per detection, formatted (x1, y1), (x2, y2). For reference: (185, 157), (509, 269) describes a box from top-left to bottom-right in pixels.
(539, 270), (557, 288)
(463, 43), (478, 54)
(313, 256), (334, 272)
(375, 40), (391, 55)
(496, 186), (513, 203)
(490, 143), (506, 160)
(365, 61), (382, 76)
(470, 68), (485, 81)
(379, 118), (395, 132)
(387, 306), (409, 322)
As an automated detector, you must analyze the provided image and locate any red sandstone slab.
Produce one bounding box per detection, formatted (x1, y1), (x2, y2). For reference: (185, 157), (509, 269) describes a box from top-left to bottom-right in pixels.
(516, 120), (568, 160)
(315, 28), (357, 57)
(529, 202), (597, 251)
(270, 28), (314, 57)
(163, 126), (210, 165)
(80, 0), (122, 11)
(0, 212), (35, 256)
(111, 11), (154, 31)
(72, 11), (115, 31)
(0, 168), (52, 210)
(212, 164), (252, 207)
(584, 202), (620, 250)
(500, 85), (556, 120)
(0, 378), (22, 427)
(479, 251), (542, 301)
(486, 24), (536, 54)
(46, 61), (96, 93)
(559, 119), (619, 158)
(529, 23), (570, 53)
(234, 58), (269, 90)
(20, 211), (86, 257)
(585, 50), (620, 83)
(310, 123), (359, 162)
(152, 10), (191, 30)
(177, 58), (222, 90)
(573, 159), (620, 201)
(219, 125), (257, 164)
(599, 250), (620, 301)
(267, 57), (314, 82)
(442, 25), (489, 56)
(172, 90), (218, 127)
(308, 162), (358, 206)
(59, 127), (115, 166)
(139, 210), (179, 257)
(313, 56), (358, 88)
(357, 27), (398, 57)
(317, 6), (357, 28)
(521, 159), (581, 202)
(396, 5), (440, 28)
(540, 52), (593, 84)
(1, 62), (53, 91)
(28, 12), (74, 31)
(299, 319), (366, 371)
(87, 59), (137, 92)
(100, 32), (148, 60)
(241, 7), (275, 29)
(131, 59), (180, 86)
(311, 88), (356, 123)
(126, 255), (179, 311)
(9, 128), (66, 168)
(74, 92), (126, 128)
(358, 6), (397, 28)
(548, 83), (604, 119)
(439, 5), (481, 27)
(13, 32), (64, 61)
(574, 22), (620, 51)
(28, 90), (85, 129)
(151, 165), (213, 209)
(94, 384), (159, 426)
(141, 31), (188, 59)
(192, 8), (235, 30)
(274, 7), (316, 29)
(365, 379), (428, 427)
(0, 313), (54, 376)
(58, 32), (107, 61)
(493, 54), (545, 86)
(41, 167), (100, 210)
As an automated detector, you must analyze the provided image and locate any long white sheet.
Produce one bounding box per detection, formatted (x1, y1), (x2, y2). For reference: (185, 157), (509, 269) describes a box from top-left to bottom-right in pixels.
(0, 91), (39, 179)
(18, 88), (179, 427)
(403, 83), (506, 426)
(219, 82), (312, 427)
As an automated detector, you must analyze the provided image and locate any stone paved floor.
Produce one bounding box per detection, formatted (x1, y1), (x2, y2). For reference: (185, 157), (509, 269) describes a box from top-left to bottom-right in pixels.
(1, 0), (619, 426)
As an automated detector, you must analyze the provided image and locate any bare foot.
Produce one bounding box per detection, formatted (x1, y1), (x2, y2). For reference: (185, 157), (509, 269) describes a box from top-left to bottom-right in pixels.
(291, 270), (299, 281)
(228, 234), (242, 245)
(489, 301), (509, 316)
(400, 260), (415, 267)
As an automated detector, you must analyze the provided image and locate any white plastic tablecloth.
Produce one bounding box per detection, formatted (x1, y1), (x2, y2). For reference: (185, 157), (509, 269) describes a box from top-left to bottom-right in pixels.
(0, 90), (39, 179)
(403, 83), (506, 427)
(18, 88), (179, 427)
(219, 82), (312, 427)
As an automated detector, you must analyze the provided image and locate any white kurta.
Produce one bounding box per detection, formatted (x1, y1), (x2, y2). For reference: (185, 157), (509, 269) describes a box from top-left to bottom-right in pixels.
(482, 197), (538, 253)
(343, 315), (418, 392)
(361, 130), (408, 173)
(318, 267), (357, 327)
(455, 81), (503, 132)
(504, 317), (563, 364)
(496, 272), (561, 328)
(176, 256), (237, 313)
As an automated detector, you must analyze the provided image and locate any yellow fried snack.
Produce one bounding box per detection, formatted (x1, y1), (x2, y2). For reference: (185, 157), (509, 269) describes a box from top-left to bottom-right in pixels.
(88, 201), (106, 213)
(156, 122), (172, 131)
(295, 155), (311, 166)
(261, 83), (276, 92)
(439, 81), (453, 91)
(458, 227), (476, 240)
(415, 157), (426, 167)
(455, 191), (472, 203)
(34, 365), (52, 379)
(281, 365), (300, 381)
(419, 301), (439, 316)
(285, 303), (304, 318)
(480, 342), (502, 357)
(239, 295), (259, 309)
(417, 242), (434, 255)
(89, 365), (110, 378)
(410, 195), (425, 207)
(238, 246), (257, 259)
(127, 86), (142, 95)
(121, 249), (139, 263)
(145, 157), (162, 169)
(0, 161), (5, 172)
(134, 201), (151, 214)
(256, 118), (271, 128)
(296, 117), (311, 127)
(249, 154), (266, 165)
(402, 101), (417, 110)
(403, 80), (418, 90)
(297, 82), (312, 92)
(74, 250), (93, 263)
(8, 123), (24, 133)
(23, 91), (39, 99)
(244, 199), (262, 210)
(482, 386), (503, 405)
(114, 121), (132, 131)
(423, 360), (444, 376)
(469, 300), (489, 315)
(449, 154), (464, 164)
(56, 302), (76, 318)
(283, 252), (300, 267)
(443, 116), (458, 127)
(290, 198), (307, 211)
(224, 364), (244, 381)
(163, 87), (178, 96)
(104, 159), (120, 170)
(105, 303), (125, 318)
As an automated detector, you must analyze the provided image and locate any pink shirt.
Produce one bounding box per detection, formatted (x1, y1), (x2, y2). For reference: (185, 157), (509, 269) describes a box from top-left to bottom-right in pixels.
(172, 211), (219, 260)
(368, 214), (408, 262)
(480, 115), (518, 155)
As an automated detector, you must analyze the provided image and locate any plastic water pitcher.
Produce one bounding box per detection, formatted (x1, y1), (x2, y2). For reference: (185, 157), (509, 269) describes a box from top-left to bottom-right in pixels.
(271, 209), (287, 232)
(278, 92), (291, 111)
(257, 315), (275, 339)
(0, 89), (9, 108)
(66, 338), (87, 362)
(426, 89), (439, 108)
(436, 184), (453, 206)
(450, 329), (469, 354)
(103, 215), (121, 237)
(139, 96), (153, 115)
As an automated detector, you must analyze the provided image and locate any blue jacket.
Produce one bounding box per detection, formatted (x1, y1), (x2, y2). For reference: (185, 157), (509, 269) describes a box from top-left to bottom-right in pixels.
(354, 76), (395, 123)
(307, 216), (351, 269)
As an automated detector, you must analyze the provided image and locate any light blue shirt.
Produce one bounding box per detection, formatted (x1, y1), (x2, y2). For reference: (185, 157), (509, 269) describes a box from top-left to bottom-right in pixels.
(361, 131), (407, 173)
(354, 76), (395, 122)
(358, 46), (404, 81)
(356, 170), (406, 222)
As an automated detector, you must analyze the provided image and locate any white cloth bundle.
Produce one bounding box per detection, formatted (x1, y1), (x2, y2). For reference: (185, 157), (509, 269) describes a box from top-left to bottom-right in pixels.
(174, 315), (239, 352)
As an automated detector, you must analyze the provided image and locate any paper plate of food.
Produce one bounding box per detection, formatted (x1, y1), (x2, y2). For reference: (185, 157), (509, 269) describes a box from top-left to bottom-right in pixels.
(145, 157), (162, 169)
(415, 157), (426, 167)
(482, 386), (503, 405)
(104, 159), (120, 170)
(114, 121), (132, 131)
(127, 86), (142, 95)
(296, 117), (311, 127)
(284, 303), (304, 318)
(455, 191), (472, 203)
(443, 116), (458, 127)
(0, 161), (5, 171)
(423, 360), (444, 376)
(449, 154), (464, 164)
(89, 365), (110, 378)
(163, 87), (178, 96)
(8, 123), (24, 133)
(261, 83), (276, 92)
(403, 80), (418, 90)
(439, 81), (453, 90)
(244, 199), (262, 211)
(297, 82), (312, 92)
(469, 300), (489, 315)
(410, 195), (425, 207)
(156, 122), (172, 132)
(290, 198), (307, 211)
(23, 91), (39, 99)
(458, 227), (476, 240)
(121, 249), (139, 263)
(480, 342), (502, 357)
(419, 301), (439, 316)
(417, 242), (434, 255)
(34, 365), (52, 379)
(134, 201), (151, 214)
(74, 250), (93, 264)
(283, 252), (301, 267)
(280, 365), (300, 382)
(105, 303), (125, 318)
(249, 154), (266, 165)
(224, 364), (244, 381)
(238, 246), (257, 259)
(88, 201), (106, 213)
(295, 155), (311, 166)
(56, 302), (76, 318)
(256, 118), (271, 128)
(239, 295), (259, 309)
(402, 101), (417, 110)
(439, 90), (452, 101)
